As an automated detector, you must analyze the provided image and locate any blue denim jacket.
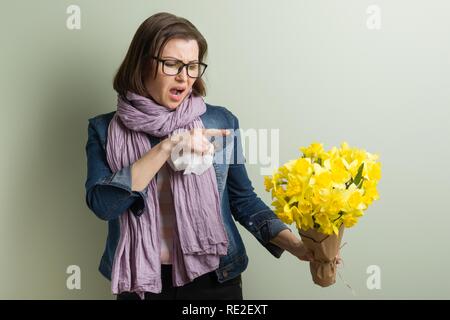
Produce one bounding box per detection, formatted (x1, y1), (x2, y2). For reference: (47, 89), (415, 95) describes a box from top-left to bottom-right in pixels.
(84, 103), (288, 284)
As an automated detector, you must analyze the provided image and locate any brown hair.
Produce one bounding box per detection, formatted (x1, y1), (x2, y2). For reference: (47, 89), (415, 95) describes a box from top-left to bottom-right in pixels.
(113, 12), (207, 98)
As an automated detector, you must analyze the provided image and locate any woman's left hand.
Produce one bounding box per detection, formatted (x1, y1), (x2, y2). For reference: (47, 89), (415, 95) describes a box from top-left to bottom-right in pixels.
(269, 229), (314, 262)
(292, 241), (314, 262)
(336, 250), (342, 265)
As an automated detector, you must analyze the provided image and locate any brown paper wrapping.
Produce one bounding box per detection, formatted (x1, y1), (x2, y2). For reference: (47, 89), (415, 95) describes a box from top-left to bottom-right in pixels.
(298, 225), (344, 287)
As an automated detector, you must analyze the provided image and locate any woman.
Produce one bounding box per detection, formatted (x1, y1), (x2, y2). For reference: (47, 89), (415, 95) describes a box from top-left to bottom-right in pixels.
(85, 12), (313, 300)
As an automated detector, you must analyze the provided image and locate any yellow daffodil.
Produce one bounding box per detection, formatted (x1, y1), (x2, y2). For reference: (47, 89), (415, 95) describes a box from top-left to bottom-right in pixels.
(366, 161), (382, 181)
(266, 141), (381, 235)
(300, 142), (326, 160)
(292, 158), (313, 176)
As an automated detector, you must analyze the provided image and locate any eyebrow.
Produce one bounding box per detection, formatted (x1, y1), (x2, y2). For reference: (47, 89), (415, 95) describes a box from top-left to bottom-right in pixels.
(162, 56), (199, 63)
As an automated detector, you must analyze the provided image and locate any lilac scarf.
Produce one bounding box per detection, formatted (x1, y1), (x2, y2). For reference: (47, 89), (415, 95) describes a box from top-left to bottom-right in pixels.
(105, 90), (228, 299)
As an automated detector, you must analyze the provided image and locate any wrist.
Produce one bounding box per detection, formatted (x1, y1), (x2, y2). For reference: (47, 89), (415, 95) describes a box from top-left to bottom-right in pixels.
(289, 238), (303, 255)
(160, 137), (175, 155)
(271, 229), (301, 253)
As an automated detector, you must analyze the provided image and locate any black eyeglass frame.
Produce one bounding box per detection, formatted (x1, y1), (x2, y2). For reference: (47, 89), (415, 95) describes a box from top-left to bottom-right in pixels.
(151, 56), (208, 78)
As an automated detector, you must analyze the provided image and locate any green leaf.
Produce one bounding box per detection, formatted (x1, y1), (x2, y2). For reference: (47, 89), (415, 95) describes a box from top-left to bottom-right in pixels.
(357, 178), (364, 189)
(353, 163), (364, 186)
(345, 178), (353, 189)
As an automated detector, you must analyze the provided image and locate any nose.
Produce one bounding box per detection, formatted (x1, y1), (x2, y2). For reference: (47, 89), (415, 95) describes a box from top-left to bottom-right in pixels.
(175, 65), (188, 81)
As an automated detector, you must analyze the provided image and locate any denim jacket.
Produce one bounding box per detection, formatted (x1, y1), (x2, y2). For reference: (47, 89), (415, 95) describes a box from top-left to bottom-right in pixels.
(84, 103), (288, 284)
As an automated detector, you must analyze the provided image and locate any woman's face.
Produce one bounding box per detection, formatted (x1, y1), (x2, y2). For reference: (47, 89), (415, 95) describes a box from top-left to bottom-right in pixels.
(145, 38), (199, 110)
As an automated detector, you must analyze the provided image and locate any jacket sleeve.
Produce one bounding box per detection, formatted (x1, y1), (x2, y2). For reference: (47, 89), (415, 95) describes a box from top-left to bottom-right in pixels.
(84, 119), (148, 221)
(226, 112), (289, 258)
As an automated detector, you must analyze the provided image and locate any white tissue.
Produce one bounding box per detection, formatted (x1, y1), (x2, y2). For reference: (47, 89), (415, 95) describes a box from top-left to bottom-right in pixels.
(167, 142), (215, 175)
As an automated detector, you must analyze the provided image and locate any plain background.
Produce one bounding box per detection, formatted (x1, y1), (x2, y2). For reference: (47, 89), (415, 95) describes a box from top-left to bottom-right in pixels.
(1, 0), (449, 299)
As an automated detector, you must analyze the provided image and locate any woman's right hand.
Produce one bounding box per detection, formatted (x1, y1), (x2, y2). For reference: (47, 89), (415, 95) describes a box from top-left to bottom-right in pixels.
(162, 128), (231, 155)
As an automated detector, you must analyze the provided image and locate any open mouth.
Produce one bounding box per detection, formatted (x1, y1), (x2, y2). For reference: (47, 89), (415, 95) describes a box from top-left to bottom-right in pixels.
(169, 86), (186, 95)
(169, 88), (184, 96)
(169, 86), (186, 101)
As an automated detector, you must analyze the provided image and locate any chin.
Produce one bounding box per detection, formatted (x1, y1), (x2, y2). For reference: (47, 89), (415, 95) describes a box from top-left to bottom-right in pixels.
(166, 102), (180, 110)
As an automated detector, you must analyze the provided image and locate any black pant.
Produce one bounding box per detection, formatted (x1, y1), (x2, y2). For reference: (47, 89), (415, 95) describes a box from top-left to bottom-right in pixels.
(116, 265), (243, 300)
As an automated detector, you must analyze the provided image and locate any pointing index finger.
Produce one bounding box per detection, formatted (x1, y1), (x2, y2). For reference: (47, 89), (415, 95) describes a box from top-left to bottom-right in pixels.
(203, 128), (231, 136)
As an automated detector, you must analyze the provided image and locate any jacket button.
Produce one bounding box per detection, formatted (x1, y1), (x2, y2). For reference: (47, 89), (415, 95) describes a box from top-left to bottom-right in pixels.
(248, 222), (253, 226)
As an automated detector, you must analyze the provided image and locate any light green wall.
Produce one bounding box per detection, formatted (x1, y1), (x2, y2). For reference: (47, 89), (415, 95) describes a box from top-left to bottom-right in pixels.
(1, 0), (449, 299)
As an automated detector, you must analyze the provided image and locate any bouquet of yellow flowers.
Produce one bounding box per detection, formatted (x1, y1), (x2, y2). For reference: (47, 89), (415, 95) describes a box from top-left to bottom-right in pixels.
(264, 142), (381, 286)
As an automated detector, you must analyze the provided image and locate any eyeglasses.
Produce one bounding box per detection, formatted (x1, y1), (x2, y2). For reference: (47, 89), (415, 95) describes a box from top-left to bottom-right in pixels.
(152, 56), (207, 78)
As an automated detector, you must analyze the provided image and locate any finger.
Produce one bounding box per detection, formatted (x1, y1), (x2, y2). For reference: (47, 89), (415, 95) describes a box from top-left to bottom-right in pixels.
(192, 142), (211, 154)
(300, 255), (313, 262)
(170, 132), (190, 143)
(203, 128), (231, 137)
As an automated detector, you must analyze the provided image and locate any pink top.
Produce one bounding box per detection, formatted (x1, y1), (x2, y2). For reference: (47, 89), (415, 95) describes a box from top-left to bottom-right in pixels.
(156, 162), (176, 265)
